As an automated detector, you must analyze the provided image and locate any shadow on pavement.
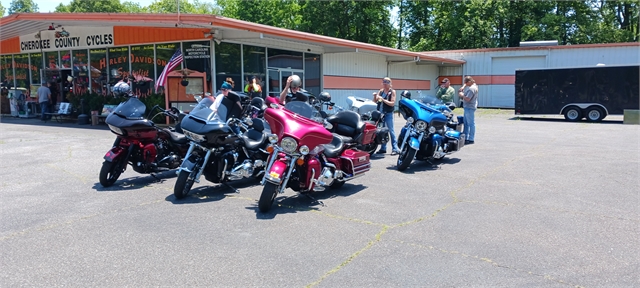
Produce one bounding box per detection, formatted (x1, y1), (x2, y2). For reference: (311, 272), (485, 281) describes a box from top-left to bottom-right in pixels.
(92, 170), (177, 192)
(509, 116), (623, 124)
(385, 157), (462, 174)
(249, 183), (368, 219)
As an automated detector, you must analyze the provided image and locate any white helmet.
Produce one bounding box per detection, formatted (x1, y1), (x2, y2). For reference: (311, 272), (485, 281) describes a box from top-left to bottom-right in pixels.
(112, 81), (131, 97)
(290, 75), (302, 88)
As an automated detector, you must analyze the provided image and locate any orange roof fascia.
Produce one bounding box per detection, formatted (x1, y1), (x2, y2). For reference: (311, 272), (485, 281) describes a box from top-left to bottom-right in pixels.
(113, 26), (211, 46)
(1, 13), (464, 64)
(0, 37), (20, 54)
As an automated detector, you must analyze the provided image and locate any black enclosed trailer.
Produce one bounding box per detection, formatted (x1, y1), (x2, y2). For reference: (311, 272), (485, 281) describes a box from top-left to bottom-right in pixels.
(514, 65), (639, 122)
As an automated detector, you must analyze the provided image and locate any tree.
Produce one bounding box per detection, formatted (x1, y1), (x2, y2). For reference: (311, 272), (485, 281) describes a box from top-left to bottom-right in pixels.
(54, 0), (123, 13)
(122, 1), (145, 13)
(146, 0), (219, 14)
(7, 0), (39, 14)
(1, 2), (6, 16)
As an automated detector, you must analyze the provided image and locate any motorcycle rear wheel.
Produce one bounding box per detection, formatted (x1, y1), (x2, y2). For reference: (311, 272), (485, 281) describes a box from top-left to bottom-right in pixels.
(396, 145), (416, 171)
(258, 182), (278, 213)
(174, 169), (196, 199)
(99, 159), (125, 187)
(330, 179), (346, 189)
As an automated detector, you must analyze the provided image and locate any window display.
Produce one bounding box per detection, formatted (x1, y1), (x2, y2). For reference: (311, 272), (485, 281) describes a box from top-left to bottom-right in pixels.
(130, 44), (155, 95)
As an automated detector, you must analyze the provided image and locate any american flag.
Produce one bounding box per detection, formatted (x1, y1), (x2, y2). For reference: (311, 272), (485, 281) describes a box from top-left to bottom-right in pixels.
(155, 49), (183, 93)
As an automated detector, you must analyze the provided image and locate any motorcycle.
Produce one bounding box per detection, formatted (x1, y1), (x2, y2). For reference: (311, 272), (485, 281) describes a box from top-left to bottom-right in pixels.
(258, 92), (372, 213)
(173, 91), (270, 199)
(395, 90), (465, 171)
(100, 96), (189, 187)
(345, 96), (390, 155)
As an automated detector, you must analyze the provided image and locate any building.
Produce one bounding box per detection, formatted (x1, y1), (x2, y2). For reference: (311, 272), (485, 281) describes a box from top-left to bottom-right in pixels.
(424, 42), (640, 108)
(0, 12), (463, 114)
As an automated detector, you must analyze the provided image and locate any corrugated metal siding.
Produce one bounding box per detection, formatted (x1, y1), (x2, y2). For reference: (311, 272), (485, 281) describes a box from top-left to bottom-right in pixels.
(491, 56), (546, 74)
(236, 38), (324, 54)
(548, 46), (640, 67)
(482, 85), (514, 108)
(439, 66), (463, 76)
(323, 52), (387, 77)
(388, 62), (439, 81)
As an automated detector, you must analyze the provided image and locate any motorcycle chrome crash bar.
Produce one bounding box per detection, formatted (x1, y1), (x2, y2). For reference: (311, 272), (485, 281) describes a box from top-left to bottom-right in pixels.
(278, 157), (298, 194)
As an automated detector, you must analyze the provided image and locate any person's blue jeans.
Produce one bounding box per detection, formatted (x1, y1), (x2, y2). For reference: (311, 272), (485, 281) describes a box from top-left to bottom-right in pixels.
(40, 101), (50, 121)
(463, 108), (476, 141)
(381, 111), (399, 152)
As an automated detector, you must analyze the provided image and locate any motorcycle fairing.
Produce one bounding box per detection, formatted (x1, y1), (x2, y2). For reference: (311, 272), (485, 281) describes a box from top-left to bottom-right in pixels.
(398, 98), (448, 125)
(265, 158), (288, 184)
(409, 135), (421, 150)
(104, 146), (125, 162)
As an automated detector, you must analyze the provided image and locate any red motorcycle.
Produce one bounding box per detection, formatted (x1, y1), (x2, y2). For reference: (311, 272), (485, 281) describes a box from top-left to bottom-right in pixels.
(258, 94), (374, 212)
(99, 95), (189, 187)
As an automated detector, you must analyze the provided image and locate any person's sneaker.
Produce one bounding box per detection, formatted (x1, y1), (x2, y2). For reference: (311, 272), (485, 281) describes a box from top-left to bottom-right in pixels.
(375, 149), (387, 154)
(390, 150), (400, 156)
(465, 140), (474, 145)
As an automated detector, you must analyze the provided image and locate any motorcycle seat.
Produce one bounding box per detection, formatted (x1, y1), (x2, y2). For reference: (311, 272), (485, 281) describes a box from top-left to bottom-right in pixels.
(326, 110), (366, 138)
(162, 128), (189, 144)
(242, 129), (267, 150)
(321, 134), (348, 158)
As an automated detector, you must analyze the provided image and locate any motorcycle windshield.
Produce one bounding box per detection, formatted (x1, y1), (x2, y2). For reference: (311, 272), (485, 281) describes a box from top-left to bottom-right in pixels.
(284, 101), (314, 119)
(113, 97), (147, 120)
(188, 97), (221, 122)
(420, 94), (445, 106)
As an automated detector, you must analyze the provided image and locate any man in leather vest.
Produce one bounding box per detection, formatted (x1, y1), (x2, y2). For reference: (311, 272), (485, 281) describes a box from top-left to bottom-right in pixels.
(373, 77), (400, 155)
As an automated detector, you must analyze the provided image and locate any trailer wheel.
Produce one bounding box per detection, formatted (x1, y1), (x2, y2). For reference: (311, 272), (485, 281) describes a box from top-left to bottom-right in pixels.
(563, 106), (582, 122)
(585, 106), (605, 122)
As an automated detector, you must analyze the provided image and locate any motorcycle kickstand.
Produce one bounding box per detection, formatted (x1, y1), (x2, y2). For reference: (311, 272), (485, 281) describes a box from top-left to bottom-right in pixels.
(223, 181), (240, 193)
(303, 193), (325, 207)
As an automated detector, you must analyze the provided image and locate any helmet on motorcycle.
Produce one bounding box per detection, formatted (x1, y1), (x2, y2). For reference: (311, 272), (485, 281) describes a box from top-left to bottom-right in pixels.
(318, 91), (331, 102)
(290, 74), (302, 89)
(400, 90), (411, 99)
(112, 81), (131, 97)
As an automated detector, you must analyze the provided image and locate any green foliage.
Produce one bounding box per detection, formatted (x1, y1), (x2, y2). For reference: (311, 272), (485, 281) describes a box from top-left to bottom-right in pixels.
(1, 2), (6, 16)
(7, 0), (39, 14)
(122, 1), (145, 13)
(54, 0), (123, 13)
(146, 0), (219, 14)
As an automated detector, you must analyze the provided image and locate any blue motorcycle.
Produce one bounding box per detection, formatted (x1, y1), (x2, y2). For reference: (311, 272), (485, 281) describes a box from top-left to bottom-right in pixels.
(395, 90), (465, 171)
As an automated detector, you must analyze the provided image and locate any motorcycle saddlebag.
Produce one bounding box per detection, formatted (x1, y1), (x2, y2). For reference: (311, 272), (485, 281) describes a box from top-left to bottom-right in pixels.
(341, 149), (371, 176)
(360, 122), (377, 145)
(375, 127), (389, 144)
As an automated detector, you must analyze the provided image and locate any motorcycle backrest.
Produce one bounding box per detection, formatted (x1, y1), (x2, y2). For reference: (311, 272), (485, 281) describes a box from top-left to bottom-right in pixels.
(326, 110), (363, 138)
(250, 117), (266, 132)
(370, 110), (382, 122)
(250, 97), (267, 111)
(219, 92), (244, 121)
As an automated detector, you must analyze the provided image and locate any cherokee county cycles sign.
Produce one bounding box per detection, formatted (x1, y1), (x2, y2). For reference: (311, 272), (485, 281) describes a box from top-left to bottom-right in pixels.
(20, 27), (114, 53)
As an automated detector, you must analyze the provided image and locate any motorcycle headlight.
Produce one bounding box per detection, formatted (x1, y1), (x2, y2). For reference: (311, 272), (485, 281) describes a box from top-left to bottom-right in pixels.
(183, 129), (206, 142)
(299, 145), (310, 155)
(280, 137), (298, 154)
(415, 120), (427, 131)
(108, 124), (123, 135)
(268, 134), (278, 144)
(428, 126), (437, 134)
(406, 117), (414, 124)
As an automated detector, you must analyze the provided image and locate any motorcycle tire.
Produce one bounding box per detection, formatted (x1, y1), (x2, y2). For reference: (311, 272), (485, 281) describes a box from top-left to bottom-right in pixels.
(99, 158), (125, 187)
(258, 182), (278, 213)
(364, 143), (378, 156)
(396, 145), (416, 171)
(174, 169), (196, 199)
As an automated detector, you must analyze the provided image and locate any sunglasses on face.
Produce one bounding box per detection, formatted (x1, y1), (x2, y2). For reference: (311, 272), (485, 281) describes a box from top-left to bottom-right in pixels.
(382, 80), (391, 85)
(221, 88), (229, 92)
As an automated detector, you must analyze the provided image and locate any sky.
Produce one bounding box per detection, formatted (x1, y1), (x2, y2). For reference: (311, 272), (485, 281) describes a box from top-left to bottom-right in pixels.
(1, 0), (157, 15)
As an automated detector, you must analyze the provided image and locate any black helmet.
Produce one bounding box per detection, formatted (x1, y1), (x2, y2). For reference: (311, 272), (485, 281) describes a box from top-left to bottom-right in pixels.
(401, 90), (411, 99)
(318, 91), (331, 102)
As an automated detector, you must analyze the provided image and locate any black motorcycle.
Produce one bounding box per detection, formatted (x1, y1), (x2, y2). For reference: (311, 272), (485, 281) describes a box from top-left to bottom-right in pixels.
(100, 96), (189, 187)
(173, 91), (270, 199)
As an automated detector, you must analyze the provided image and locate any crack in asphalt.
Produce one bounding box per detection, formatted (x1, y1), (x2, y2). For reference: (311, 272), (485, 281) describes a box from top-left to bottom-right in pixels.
(393, 239), (585, 288)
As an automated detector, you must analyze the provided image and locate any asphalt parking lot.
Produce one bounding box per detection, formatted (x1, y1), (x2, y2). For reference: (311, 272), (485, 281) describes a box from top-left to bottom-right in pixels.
(0, 111), (638, 287)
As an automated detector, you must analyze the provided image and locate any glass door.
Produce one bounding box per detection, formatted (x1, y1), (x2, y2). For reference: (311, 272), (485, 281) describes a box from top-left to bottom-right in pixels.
(266, 68), (304, 98)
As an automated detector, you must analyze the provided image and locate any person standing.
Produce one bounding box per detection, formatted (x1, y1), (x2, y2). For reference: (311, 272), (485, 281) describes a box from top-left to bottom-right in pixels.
(459, 76), (478, 144)
(245, 76), (263, 99)
(435, 78), (455, 103)
(373, 77), (400, 155)
(279, 75), (302, 104)
(37, 82), (52, 122)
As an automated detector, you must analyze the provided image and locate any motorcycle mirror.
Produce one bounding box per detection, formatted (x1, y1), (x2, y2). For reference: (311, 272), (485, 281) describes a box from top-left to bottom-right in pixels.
(245, 118), (253, 127)
(269, 103), (279, 109)
(323, 120), (333, 130)
(194, 95), (203, 103)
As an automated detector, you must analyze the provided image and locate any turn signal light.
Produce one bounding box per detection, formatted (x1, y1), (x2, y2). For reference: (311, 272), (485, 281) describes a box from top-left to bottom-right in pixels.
(296, 157), (305, 166)
(266, 146), (274, 153)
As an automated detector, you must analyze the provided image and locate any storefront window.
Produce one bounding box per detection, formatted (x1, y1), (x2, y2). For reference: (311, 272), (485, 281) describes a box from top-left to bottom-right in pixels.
(267, 48), (303, 70)
(182, 40), (212, 94)
(155, 42), (181, 93)
(30, 53), (43, 85)
(243, 45), (266, 98)
(304, 53), (321, 96)
(45, 51), (59, 69)
(130, 44), (155, 95)
(13, 54), (30, 92)
(215, 42), (241, 92)
(107, 46), (130, 84)
(1, 55), (13, 87)
(60, 50), (72, 69)
(72, 49), (89, 95)
(89, 48), (108, 95)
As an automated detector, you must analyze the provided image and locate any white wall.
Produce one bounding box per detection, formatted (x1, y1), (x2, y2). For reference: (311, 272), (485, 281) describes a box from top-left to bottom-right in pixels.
(323, 52), (388, 77)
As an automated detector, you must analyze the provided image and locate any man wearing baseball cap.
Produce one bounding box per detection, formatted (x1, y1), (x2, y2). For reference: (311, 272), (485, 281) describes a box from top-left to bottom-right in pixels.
(435, 78), (455, 103)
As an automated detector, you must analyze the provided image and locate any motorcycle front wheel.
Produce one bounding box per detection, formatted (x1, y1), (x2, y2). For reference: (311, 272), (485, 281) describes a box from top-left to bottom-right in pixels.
(174, 169), (197, 199)
(258, 182), (278, 213)
(99, 158), (126, 187)
(396, 145), (416, 171)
